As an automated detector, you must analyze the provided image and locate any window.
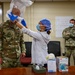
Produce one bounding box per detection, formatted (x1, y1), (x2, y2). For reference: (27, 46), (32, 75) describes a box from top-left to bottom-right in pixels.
(0, 3), (3, 23)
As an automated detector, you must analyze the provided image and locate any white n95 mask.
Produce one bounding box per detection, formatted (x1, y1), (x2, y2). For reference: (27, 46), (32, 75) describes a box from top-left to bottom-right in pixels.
(69, 23), (74, 27)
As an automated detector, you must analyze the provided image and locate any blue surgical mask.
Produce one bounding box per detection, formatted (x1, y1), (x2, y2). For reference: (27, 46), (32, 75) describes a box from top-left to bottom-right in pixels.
(69, 23), (74, 27)
(36, 24), (40, 31)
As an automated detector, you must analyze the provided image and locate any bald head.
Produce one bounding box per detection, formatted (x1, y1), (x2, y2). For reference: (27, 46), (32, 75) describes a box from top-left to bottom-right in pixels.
(12, 8), (20, 16)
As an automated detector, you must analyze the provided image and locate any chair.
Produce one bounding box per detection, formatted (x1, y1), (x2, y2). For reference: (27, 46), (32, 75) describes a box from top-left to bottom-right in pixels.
(47, 41), (61, 57)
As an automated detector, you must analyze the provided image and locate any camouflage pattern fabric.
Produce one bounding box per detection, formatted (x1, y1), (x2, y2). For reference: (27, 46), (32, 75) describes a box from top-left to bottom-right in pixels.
(0, 20), (25, 68)
(65, 47), (75, 65)
(62, 26), (75, 65)
(62, 27), (75, 46)
(2, 57), (23, 68)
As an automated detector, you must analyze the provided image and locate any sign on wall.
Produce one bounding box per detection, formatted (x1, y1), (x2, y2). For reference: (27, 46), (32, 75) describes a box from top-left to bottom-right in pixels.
(55, 16), (73, 37)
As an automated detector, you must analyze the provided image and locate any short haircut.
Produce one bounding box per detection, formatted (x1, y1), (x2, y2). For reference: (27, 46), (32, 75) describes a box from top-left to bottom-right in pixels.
(70, 19), (75, 21)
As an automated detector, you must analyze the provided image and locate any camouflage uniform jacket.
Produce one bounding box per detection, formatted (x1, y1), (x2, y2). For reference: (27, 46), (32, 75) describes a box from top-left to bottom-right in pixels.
(0, 20), (26, 59)
(62, 26), (75, 46)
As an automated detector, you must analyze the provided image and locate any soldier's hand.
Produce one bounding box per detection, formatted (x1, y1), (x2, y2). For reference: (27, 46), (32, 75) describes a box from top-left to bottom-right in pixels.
(66, 32), (70, 35)
(21, 53), (26, 57)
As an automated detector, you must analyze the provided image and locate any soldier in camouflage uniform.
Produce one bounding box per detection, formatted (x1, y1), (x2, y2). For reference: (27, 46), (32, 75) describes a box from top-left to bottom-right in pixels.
(62, 19), (75, 66)
(0, 8), (26, 68)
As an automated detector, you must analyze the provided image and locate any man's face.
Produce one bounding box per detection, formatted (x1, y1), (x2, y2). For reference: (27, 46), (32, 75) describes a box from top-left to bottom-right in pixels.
(70, 20), (75, 24)
(39, 22), (46, 31)
(12, 8), (20, 16)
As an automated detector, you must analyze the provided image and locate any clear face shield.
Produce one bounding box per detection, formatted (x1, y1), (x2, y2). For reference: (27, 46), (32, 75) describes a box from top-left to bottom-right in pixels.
(10, 0), (33, 17)
(6, 0), (33, 18)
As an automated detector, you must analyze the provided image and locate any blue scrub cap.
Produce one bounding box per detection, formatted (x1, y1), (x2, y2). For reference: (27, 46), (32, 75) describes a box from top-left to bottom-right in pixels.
(40, 18), (51, 31)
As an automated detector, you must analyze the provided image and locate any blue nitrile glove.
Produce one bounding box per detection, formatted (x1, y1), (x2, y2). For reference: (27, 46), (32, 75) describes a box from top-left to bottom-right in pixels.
(21, 19), (26, 27)
(8, 12), (18, 21)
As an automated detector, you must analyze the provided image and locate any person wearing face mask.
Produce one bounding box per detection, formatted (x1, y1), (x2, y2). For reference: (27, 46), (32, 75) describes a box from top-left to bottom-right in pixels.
(62, 19), (75, 66)
(7, 13), (51, 69)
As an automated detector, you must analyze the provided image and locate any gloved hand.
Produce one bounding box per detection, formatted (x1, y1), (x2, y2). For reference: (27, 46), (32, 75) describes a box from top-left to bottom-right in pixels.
(18, 17), (27, 27)
(21, 19), (26, 27)
(8, 12), (18, 21)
